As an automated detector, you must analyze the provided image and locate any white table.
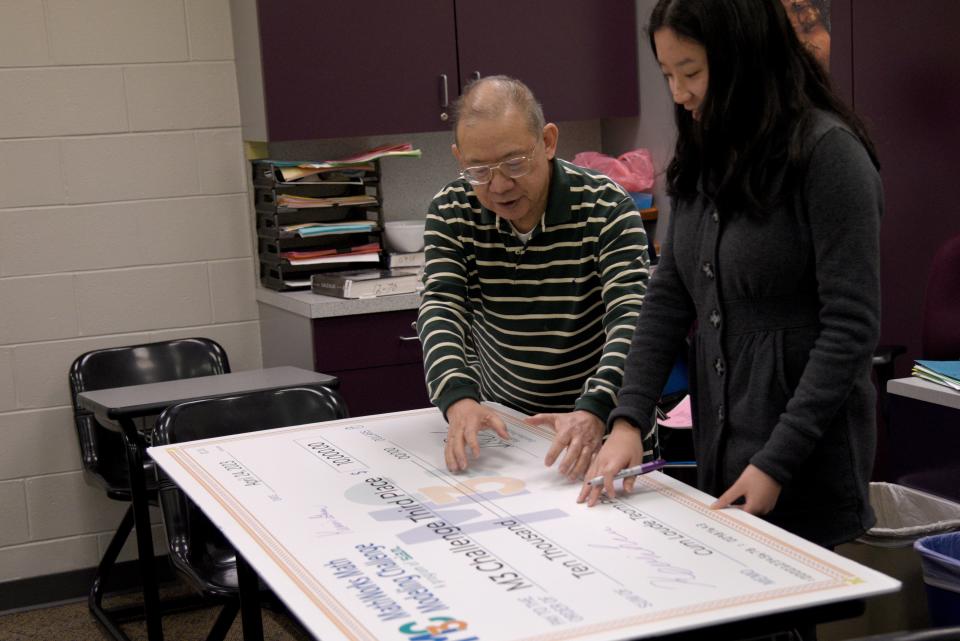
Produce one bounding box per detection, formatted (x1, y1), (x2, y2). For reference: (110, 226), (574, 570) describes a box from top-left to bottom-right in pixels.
(149, 404), (899, 641)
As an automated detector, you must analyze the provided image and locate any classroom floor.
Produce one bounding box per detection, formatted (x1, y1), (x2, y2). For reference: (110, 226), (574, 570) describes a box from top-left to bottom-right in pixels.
(0, 579), (311, 641)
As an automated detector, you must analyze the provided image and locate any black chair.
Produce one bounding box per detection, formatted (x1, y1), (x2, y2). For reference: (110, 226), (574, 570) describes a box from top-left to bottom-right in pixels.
(151, 386), (349, 641)
(873, 344), (908, 418)
(68, 337), (230, 638)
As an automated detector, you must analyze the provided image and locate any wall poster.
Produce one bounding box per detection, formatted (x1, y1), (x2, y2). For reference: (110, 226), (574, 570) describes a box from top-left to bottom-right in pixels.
(782, 0), (832, 68)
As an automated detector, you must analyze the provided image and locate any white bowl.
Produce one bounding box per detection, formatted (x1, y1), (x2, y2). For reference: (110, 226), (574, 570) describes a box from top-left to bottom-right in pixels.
(384, 220), (426, 253)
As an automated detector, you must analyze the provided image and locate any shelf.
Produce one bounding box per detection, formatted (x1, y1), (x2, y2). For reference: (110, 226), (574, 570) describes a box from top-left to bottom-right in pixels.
(256, 286), (421, 319)
(252, 159), (385, 291)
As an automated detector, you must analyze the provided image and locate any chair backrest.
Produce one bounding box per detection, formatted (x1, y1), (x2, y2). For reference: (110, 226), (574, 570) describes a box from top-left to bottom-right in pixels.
(151, 385), (348, 593)
(68, 338), (231, 493)
(922, 234), (960, 360)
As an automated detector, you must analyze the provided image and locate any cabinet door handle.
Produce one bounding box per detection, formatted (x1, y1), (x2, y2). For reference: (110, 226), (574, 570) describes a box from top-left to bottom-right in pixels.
(399, 335), (420, 342)
(471, 70), (481, 82)
(439, 74), (450, 108)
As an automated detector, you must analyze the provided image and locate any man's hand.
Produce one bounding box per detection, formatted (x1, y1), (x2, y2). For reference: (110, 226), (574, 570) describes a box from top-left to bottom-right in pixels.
(444, 399), (509, 472)
(710, 464), (782, 516)
(577, 419), (645, 506)
(526, 410), (604, 481)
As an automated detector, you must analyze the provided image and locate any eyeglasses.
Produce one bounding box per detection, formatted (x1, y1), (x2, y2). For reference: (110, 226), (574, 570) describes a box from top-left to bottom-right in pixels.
(458, 143), (538, 185)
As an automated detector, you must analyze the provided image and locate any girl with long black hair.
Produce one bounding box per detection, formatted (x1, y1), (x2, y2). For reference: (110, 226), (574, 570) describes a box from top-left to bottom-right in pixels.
(581, 0), (883, 552)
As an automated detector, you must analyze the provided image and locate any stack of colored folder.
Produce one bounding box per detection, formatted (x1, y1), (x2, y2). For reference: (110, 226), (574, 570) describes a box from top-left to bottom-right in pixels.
(912, 360), (960, 392)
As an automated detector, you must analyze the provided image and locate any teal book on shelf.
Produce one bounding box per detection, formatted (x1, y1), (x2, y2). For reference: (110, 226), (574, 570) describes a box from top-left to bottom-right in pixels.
(912, 360), (960, 392)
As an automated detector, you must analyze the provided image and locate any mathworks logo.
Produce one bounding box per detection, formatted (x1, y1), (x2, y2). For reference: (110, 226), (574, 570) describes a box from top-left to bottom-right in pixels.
(398, 617), (478, 641)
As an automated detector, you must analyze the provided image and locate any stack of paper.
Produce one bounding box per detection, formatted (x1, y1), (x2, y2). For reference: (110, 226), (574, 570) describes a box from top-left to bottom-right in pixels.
(276, 194), (378, 209)
(328, 142), (422, 164)
(282, 242), (380, 266)
(280, 221), (377, 238)
(274, 165), (372, 183)
(659, 395), (693, 428)
(912, 360), (960, 392)
(272, 143), (422, 182)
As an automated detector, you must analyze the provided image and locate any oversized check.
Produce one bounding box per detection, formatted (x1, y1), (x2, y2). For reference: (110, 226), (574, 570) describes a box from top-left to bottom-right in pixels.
(148, 405), (899, 641)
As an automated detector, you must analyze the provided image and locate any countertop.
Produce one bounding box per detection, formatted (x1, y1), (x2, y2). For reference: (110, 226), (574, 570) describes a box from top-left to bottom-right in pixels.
(256, 286), (421, 319)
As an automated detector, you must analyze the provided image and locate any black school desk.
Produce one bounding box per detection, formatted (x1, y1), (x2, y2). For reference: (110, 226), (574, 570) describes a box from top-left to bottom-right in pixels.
(76, 366), (338, 641)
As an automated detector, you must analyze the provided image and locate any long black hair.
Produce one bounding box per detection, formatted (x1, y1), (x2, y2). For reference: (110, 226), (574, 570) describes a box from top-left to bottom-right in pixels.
(649, 0), (878, 215)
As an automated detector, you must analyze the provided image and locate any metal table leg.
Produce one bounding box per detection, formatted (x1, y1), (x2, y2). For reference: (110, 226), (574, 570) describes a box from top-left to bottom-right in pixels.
(120, 418), (164, 641)
(237, 553), (264, 641)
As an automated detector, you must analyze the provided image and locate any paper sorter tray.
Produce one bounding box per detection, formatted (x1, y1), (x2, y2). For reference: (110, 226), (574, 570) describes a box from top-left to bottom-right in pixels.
(251, 160), (380, 187)
(254, 186), (380, 214)
(255, 210), (378, 236)
(257, 236), (382, 262)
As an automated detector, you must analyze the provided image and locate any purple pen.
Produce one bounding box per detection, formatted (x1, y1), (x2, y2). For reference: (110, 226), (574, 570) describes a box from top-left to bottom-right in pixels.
(587, 458), (667, 487)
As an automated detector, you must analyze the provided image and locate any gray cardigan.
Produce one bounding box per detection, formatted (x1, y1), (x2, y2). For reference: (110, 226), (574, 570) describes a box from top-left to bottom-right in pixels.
(610, 111), (883, 547)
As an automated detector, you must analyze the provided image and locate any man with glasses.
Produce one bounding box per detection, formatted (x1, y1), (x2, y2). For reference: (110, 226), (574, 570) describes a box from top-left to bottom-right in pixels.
(417, 76), (651, 480)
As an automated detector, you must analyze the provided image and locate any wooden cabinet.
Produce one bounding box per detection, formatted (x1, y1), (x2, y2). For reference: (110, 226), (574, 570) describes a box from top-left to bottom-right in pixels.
(258, 299), (431, 416)
(312, 309), (431, 416)
(453, 1), (639, 125)
(244, 0), (639, 140)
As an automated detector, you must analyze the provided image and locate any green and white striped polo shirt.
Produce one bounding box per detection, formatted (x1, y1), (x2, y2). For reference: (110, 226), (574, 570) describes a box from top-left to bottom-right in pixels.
(417, 158), (650, 421)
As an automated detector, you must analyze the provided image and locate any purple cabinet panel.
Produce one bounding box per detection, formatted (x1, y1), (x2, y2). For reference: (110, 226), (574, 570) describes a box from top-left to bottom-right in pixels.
(312, 309), (429, 416)
(332, 364), (432, 417)
(255, 0), (639, 140)
(311, 309), (422, 372)
(455, 0), (639, 121)
(257, 0), (458, 140)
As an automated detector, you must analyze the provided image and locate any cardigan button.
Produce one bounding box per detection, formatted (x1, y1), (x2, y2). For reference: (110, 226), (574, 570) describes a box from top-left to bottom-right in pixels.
(701, 261), (714, 279)
(712, 210), (719, 223)
(713, 357), (725, 376)
(709, 309), (721, 329)
(718, 403), (725, 424)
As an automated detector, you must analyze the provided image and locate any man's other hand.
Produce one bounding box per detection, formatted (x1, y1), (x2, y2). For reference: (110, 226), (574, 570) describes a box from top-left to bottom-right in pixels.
(526, 410), (604, 481)
(444, 399), (509, 472)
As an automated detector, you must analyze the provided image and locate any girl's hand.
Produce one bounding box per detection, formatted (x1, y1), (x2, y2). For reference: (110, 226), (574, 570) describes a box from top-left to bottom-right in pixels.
(577, 419), (645, 507)
(710, 464), (782, 515)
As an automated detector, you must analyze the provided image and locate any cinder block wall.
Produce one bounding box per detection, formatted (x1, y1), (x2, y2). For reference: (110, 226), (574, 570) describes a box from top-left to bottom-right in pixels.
(0, 0), (261, 583)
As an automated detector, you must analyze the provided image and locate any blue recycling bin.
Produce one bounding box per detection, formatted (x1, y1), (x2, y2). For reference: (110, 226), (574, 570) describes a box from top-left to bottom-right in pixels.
(914, 532), (960, 626)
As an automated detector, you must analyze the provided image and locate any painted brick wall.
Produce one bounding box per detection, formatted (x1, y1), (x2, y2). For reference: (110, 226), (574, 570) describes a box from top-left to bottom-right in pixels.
(0, 0), (261, 582)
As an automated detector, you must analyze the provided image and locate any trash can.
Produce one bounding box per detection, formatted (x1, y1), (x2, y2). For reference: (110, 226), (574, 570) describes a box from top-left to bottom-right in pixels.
(915, 532), (960, 626)
(820, 483), (960, 641)
(859, 483), (960, 548)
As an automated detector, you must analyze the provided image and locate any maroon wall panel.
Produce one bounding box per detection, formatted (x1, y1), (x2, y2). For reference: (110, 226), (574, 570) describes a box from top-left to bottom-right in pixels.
(851, 0), (960, 372)
(829, 0), (852, 104)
